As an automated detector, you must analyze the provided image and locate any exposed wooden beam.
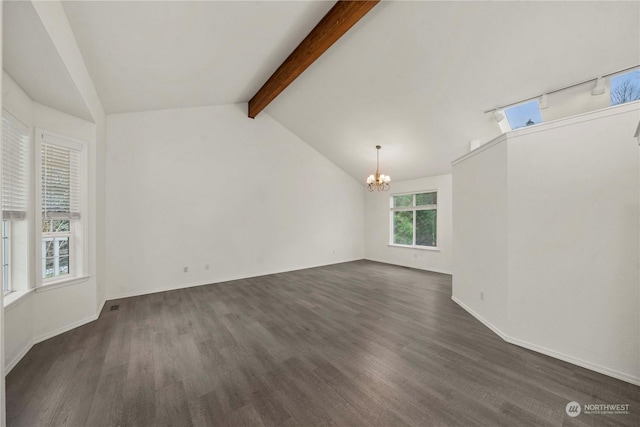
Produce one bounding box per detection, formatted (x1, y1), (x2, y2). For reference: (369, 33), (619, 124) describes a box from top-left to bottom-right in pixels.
(248, 0), (380, 118)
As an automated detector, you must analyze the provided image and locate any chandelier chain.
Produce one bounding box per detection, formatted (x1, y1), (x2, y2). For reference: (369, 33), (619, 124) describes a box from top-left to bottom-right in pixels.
(366, 145), (390, 192)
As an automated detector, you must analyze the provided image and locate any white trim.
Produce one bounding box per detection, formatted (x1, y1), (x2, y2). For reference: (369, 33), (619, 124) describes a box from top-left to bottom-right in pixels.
(390, 189), (438, 198)
(451, 296), (640, 386)
(97, 297), (107, 315)
(5, 341), (33, 375)
(451, 134), (508, 166)
(3, 288), (34, 311)
(107, 258), (364, 300)
(389, 191), (439, 248)
(364, 257), (452, 275)
(35, 128), (89, 285)
(38, 129), (84, 152)
(507, 99), (639, 139)
(35, 275), (90, 293)
(452, 101), (640, 166)
(451, 295), (509, 340)
(5, 310), (100, 375)
(387, 244), (439, 251)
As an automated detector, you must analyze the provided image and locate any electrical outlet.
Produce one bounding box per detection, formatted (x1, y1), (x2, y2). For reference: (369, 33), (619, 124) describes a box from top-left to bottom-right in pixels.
(480, 291), (484, 301)
(184, 266), (188, 273)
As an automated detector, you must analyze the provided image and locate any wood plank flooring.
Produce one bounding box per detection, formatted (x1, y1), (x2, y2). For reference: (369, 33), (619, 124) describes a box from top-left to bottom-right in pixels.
(6, 260), (640, 426)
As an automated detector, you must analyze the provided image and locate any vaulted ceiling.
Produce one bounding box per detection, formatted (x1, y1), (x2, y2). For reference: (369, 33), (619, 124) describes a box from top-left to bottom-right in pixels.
(7, 1), (640, 182)
(3, 1), (93, 121)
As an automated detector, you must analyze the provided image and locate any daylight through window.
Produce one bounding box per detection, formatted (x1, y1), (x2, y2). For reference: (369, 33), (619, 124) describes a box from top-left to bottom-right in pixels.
(610, 70), (640, 106)
(390, 192), (437, 247)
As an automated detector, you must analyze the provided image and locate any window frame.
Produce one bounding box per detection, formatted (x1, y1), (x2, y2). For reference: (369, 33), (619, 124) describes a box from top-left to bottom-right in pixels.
(2, 109), (31, 295)
(35, 128), (88, 287)
(609, 69), (640, 106)
(389, 190), (439, 250)
(3, 220), (11, 294)
(503, 99), (543, 131)
(41, 220), (73, 281)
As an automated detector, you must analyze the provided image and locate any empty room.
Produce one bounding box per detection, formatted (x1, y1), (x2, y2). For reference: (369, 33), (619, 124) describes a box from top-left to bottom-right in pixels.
(0, 0), (639, 426)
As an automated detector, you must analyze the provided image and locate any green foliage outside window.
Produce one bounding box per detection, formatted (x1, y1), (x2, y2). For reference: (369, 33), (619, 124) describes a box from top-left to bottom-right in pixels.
(416, 209), (436, 246)
(391, 192), (437, 247)
(393, 211), (413, 245)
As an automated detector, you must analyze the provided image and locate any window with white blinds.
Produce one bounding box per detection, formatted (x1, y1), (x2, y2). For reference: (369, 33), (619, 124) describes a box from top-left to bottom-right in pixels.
(2, 110), (29, 221)
(37, 129), (85, 283)
(41, 135), (82, 220)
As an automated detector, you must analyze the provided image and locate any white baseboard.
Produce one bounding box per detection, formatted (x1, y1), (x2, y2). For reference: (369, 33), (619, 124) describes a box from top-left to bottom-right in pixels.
(5, 341), (34, 375)
(33, 312), (100, 345)
(106, 258), (364, 301)
(5, 311), (100, 375)
(364, 257), (452, 275)
(106, 278), (218, 300)
(451, 296), (508, 341)
(451, 296), (640, 386)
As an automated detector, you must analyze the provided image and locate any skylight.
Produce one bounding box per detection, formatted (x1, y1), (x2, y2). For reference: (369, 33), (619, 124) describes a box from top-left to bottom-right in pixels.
(504, 100), (543, 130)
(610, 70), (640, 106)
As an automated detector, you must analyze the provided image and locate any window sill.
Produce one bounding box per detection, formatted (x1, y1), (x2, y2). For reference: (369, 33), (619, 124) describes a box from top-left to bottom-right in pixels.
(3, 288), (35, 310)
(388, 244), (440, 252)
(36, 275), (90, 293)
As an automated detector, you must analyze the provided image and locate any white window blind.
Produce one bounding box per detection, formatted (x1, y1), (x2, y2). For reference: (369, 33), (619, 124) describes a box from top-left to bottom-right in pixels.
(2, 110), (29, 221)
(41, 134), (82, 220)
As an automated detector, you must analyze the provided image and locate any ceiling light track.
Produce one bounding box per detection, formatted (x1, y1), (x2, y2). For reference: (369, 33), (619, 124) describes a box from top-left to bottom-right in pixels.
(484, 64), (640, 115)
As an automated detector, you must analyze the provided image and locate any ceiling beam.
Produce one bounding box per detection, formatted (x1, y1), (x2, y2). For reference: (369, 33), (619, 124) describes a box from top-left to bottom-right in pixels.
(248, 0), (380, 118)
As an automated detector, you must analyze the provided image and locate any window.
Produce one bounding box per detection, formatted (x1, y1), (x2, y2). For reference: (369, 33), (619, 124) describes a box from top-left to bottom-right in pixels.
(390, 192), (437, 248)
(504, 100), (543, 130)
(610, 70), (640, 106)
(37, 130), (85, 283)
(2, 110), (29, 293)
(2, 221), (10, 293)
(42, 220), (71, 279)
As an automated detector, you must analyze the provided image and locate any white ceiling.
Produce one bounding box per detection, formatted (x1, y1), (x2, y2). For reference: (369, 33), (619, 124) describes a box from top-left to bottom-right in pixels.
(265, 1), (640, 180)
(51, 1), (640, 180)
(62, 0), (334, 114)
(3, 1), (93, 122)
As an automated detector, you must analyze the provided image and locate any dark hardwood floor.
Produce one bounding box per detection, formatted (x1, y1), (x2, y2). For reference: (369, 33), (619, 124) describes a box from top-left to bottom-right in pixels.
(6, 260), (639, 426)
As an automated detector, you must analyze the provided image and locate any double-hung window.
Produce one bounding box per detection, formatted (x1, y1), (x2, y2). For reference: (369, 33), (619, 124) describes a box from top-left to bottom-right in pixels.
(37, 130), (85, 283)
(2, 110), (29, 294)
(390, 192), (437, 248)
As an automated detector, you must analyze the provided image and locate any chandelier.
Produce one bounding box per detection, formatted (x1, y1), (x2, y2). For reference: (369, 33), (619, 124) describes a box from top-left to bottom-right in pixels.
(366, 145), (390, 191)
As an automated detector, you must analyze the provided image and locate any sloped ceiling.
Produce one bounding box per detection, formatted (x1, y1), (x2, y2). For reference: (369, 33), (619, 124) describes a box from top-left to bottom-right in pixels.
(3, 0), (93, 122)
(265, 1), (640, 181)
(62, 0), (334, 114)
(61, 1), (640, 181)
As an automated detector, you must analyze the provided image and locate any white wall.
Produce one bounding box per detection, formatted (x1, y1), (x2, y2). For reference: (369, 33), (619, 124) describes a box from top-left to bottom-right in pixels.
(364, 174), (453, 274)
(31, 0), (108, 314)
(0, 8), (5, 424)
(507, 102), (639, 384)
(2, 72), (99, 372)
(1, 0), (107, 377)
(105, 104), (364, 299)
(541, 80), (611, 123)
(452, 102), (640, 385)
(452, 138), (509, 332)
